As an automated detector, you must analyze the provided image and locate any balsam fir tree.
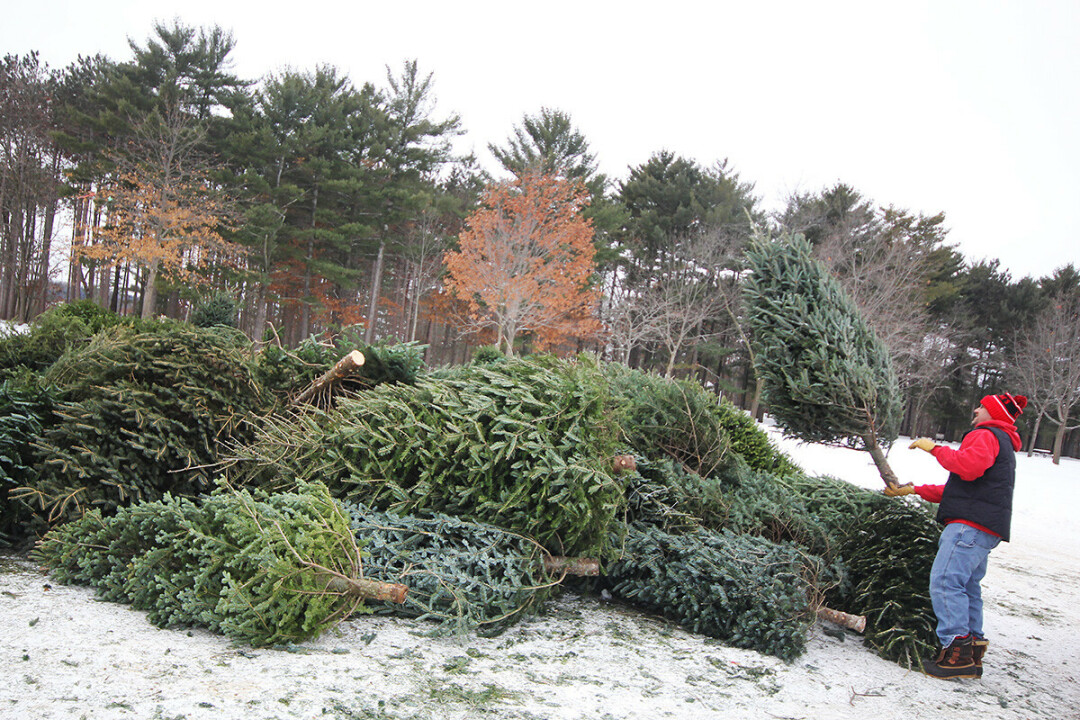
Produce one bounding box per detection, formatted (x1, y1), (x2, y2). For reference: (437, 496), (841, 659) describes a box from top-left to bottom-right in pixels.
(32, 483), (404, 646)
(743, 233), (903, 488)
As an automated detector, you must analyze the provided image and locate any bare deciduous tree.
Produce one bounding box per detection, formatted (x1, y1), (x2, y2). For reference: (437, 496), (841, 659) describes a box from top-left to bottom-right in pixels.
(608, 229), (744, 378)
(1010, 297), (1080, 463)
(402, 206), (451, 343)
(0, 53), (63, 322)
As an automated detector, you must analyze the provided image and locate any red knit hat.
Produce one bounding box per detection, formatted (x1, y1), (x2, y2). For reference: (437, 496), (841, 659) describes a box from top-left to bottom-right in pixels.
(980, 393), (1028, 423)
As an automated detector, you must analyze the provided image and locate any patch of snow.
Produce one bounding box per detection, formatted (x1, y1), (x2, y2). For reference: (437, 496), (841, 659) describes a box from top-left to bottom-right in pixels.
(0, 320), (29, 337)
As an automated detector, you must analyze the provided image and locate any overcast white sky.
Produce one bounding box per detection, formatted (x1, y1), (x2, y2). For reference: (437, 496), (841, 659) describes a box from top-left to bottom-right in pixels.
(5, 0), (1078, 281)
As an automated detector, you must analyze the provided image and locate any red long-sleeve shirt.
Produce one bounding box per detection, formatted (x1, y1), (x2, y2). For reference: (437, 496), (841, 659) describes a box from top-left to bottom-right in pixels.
(913, 420), (1022, 535)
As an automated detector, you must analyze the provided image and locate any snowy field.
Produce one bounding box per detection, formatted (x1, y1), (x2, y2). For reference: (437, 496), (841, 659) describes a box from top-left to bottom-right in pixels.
(2, 425), (1078, 720)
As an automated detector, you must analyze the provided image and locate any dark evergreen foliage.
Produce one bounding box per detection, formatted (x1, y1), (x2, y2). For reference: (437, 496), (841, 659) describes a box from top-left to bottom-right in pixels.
(714, 405), (799, 477)
(605, 363), (733, 478)
(622, 448), (938, 667)
(784, 472), (939, 666)
(623, 455), (835, 564)
(0, 301), (121, 378)
(605, 523), (820, 661)
(13, 321), (268, 530)
(0, 375), (56, 544)
(604, 362), (795, 478)
(717, 459), (834, 556)
(623, 457), (728, 532)
(470, 345), (506, 365)
(190, 291), (240, 328)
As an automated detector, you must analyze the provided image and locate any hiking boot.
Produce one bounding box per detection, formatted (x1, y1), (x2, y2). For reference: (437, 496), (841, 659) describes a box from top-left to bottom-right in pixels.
(923, 635), (977, 680)
(971, 636), (988, 678)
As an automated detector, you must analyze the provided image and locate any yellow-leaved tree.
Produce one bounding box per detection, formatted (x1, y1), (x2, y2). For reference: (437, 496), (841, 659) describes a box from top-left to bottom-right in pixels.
(443, 172), (601, 355)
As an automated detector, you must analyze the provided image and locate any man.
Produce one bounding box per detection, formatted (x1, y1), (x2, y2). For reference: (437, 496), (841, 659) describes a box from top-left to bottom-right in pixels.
(886, 392), (1026, 680)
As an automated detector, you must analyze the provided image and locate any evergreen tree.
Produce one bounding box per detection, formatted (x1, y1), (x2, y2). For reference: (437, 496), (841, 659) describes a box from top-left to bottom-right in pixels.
(124, 20), (248, 122)
(618, 151), (758, 281)
(743, 232), (903, 487)
(363, 60), (464, 343)
(33, 484), (378, 647)
(488, 107), (625, 278)
(234, 66), (387, 342)
(488, 107), (599, 187)
(930, 260), (1042, 438)
(612, 152), (759, 377)
(779, 184), (961, 437)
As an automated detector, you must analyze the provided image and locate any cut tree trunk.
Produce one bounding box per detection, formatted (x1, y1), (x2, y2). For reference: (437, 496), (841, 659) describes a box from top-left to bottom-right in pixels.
(816, 606), (867, 633)
(292, 350), (366, 406)
(862, 433), (900, 488)
(544, 556), (600, 577)
(320, 574), (408, 604)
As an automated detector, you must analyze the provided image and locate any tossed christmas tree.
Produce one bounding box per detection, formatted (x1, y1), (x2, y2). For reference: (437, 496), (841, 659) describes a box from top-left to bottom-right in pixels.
(743, 233), (903, 488)
(33, 483), (406, 646)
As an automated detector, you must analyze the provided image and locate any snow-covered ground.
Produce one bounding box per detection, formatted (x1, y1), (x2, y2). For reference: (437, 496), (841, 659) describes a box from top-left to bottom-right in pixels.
(2, 427), (1078, 720)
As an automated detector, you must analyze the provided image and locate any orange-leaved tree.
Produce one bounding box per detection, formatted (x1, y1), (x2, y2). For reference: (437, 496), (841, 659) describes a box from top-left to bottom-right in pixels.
(443, 172), (601, 356)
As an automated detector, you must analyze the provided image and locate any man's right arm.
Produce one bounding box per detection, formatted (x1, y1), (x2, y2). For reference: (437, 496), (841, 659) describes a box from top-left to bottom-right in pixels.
(914, 484), (944, 503)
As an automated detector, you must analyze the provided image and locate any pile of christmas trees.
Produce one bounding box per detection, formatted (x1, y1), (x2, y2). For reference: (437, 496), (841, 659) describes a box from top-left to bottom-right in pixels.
(5, 259), (940, 665)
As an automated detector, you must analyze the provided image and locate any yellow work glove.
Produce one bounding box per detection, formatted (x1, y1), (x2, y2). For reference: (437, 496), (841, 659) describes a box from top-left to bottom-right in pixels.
(908, 437), (937, 453)
(884, 483), (916, 497)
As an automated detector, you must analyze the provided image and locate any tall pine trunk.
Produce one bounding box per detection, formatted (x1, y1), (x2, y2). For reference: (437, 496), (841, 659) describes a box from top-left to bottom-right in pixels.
(365, 238), (385, 344)
(300, 185), (319, 340)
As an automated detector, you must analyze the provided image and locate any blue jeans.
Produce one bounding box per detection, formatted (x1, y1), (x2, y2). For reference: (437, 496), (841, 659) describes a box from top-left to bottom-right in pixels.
(929, 522), (1001, 646)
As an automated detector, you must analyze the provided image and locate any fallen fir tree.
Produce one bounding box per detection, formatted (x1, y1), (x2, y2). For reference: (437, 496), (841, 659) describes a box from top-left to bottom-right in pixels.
(347, 504), (572, 635)
(8, 321), (269, 532)
(32, 486), (591, 645)
(603, 362), (798, 480)
(614, 432), (937, 667)
(230, 355), (625, 559)
(603, 522), (828, 662)
(32, 483), (404, 646)
(784, 472), (940, 666)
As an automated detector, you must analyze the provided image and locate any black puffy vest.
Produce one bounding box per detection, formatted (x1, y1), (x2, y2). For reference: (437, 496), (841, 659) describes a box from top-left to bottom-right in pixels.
(937, 426), (1015, 541)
